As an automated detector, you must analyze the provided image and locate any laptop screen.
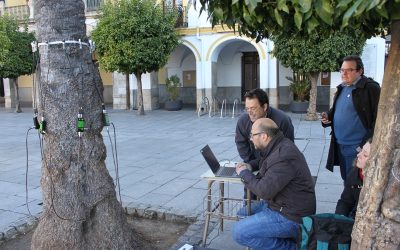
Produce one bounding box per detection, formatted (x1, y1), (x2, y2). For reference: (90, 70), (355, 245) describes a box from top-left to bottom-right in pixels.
(200, 145), (220, 174)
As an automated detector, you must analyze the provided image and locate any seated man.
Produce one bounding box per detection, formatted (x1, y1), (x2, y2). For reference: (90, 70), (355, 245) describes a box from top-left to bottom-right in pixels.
(233, 118), (316, 250)
(335, 139), (371, 219)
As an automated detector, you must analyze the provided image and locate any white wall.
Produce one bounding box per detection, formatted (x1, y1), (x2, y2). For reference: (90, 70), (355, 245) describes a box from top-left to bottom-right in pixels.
(361, 37), (386, 84)
(187, 0), (211, 28)
(278, 62), (292, 87)
(329, 37), (386, 89)
(217, 53), (242, 87)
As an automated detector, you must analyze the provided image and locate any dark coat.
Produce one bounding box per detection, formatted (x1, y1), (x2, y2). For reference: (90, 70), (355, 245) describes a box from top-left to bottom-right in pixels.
(235, 107), (294, 170)
(323, 76), (380, 172)
(239, 133), (316, 223)
(335, 167), (363, 219)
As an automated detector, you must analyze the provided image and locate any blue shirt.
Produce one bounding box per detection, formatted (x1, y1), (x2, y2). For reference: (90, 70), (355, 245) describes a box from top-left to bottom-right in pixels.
(333, 84), (367, 145)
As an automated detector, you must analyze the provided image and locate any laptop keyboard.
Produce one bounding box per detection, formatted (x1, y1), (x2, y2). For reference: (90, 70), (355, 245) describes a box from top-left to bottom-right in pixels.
(218, 167), (237, 176)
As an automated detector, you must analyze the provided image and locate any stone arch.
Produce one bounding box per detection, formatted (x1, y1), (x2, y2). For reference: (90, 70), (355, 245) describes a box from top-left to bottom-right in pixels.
(206, 34), (266, 62)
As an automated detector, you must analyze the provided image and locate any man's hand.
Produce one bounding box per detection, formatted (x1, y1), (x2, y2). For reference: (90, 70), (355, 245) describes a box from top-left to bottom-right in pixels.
(320, 112), (331, 125)
(236, 162), (251, 175)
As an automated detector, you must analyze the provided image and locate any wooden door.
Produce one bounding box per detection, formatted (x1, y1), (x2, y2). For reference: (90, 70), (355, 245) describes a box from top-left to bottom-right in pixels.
(241, 52), (260, 100)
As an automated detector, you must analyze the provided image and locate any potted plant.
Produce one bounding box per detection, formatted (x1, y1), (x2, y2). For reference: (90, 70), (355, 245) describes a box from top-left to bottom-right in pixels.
(287, 72), (310, 113)
(165, 74), (183, 111)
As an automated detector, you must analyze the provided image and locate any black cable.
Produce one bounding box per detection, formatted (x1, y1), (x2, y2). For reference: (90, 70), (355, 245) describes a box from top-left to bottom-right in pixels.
(25, 127), (35, 216)
(107, 122), (122, 203)
(39, 133), (44, 160)
(91, 60), (105, 104)
(45, 152), (86, 222)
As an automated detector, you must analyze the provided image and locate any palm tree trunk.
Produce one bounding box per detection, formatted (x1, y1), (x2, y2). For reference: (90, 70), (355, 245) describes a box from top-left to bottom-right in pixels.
(350, 19), (400, 249)
(31, 0), (144, 249)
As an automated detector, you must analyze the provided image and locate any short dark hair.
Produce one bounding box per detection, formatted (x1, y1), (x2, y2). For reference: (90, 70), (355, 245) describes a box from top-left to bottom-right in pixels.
(342, 55), (364, 75)
(244, 88), (269, 106)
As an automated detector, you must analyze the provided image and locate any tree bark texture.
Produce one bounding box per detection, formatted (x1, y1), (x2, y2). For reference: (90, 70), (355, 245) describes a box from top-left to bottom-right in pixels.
(32, 1), (143, 249)
(305, 72), (318, 121)
(125, 73), (130, 110)
(13, 78), (22, 113)
(351, 20), (400, 249)
(135, 70), (144, 115)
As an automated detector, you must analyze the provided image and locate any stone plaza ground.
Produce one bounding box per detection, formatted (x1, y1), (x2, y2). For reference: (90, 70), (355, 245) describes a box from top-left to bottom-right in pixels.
(0, 106), (343, 249)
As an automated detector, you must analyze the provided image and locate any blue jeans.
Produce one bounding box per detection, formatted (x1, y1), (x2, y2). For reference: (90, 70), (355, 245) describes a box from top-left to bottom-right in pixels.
(232, 201), (298, 250)
(338, 144), (359, 181)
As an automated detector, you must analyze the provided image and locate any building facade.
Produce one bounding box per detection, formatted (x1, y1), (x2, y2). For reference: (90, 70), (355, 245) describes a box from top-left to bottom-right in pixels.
(0, 0), (386, 111)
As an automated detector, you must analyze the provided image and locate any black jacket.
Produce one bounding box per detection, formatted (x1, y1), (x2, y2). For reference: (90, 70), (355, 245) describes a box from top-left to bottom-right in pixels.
(335, 167), (363, 219)
(323, 76), (380, 172)
(239, 133), (316, 223)
(235, 107), (294, 170)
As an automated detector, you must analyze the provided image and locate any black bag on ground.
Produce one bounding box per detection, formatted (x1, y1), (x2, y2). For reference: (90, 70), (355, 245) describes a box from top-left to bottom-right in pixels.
(297, 213), (354, 250)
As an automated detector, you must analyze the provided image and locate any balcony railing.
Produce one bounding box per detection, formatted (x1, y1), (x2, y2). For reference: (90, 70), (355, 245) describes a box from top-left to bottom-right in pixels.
(3, 5), (30, 20)
(175, 6), (188, 28)
(86, 0), (103, 12)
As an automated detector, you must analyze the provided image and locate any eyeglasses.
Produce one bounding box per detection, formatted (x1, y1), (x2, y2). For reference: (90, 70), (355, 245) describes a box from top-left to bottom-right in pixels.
(245, 106), (260, 113)
(249, 132), (265, 138)
(339, 68), (357, 74)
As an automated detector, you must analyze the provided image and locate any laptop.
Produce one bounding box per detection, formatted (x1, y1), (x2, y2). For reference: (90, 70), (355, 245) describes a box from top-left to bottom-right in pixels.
(200, 145), (239, 178)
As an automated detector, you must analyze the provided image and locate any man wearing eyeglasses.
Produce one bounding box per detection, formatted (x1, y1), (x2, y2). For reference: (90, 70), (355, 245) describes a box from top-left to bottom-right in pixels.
(233, 118), (315, 250)
(235, 88), (294, 172)
(321, 55), (380, 181)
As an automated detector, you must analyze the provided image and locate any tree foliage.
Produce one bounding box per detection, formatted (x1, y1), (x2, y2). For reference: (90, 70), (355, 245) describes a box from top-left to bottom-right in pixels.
(92, 0), (180, 74)
(91, 0), (180, 114)
(0, 15), (36, 78)
(271, 29), (366, 74)
(199, 0), (394, 41)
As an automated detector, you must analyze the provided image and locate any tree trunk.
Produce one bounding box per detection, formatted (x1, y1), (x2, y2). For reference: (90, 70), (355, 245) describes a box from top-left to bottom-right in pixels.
(31, 1), (145, 249)
(305, 72), (318, 121)
(13, 78), (22, 113)
(135, 70), (144, 115)
(125, 73), (131, 110)
(351, 20), (400, 249)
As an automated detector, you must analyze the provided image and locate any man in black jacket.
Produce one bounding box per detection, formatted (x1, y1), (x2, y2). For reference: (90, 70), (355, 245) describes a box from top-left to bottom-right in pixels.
(321, 55), (380, 180)
(232, 118), (315, 250)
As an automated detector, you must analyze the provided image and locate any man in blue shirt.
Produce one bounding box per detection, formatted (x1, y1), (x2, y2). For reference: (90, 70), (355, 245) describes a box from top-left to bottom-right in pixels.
(321, 55), (380, 180)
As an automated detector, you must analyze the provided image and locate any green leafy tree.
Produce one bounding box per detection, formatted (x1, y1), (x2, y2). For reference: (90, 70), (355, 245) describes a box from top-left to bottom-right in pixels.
(0, 15), (36, 112)
(199, 0), (400, 248)
(165, 74), (181, 101)
(271, 29), (366, 120)
(92, 0), (180, 115)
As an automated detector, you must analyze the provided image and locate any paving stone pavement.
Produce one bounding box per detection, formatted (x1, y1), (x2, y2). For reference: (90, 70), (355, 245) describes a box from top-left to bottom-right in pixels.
(0, 106), (343, 249)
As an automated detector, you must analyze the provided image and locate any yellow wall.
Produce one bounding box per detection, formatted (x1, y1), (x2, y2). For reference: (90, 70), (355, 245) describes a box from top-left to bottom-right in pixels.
(17, 71), (113, 87)
(18, 74), (32, 88)
(158, 68), (167, 84)
(100, 70), (112, 86)
(6, 0), (27, 7)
